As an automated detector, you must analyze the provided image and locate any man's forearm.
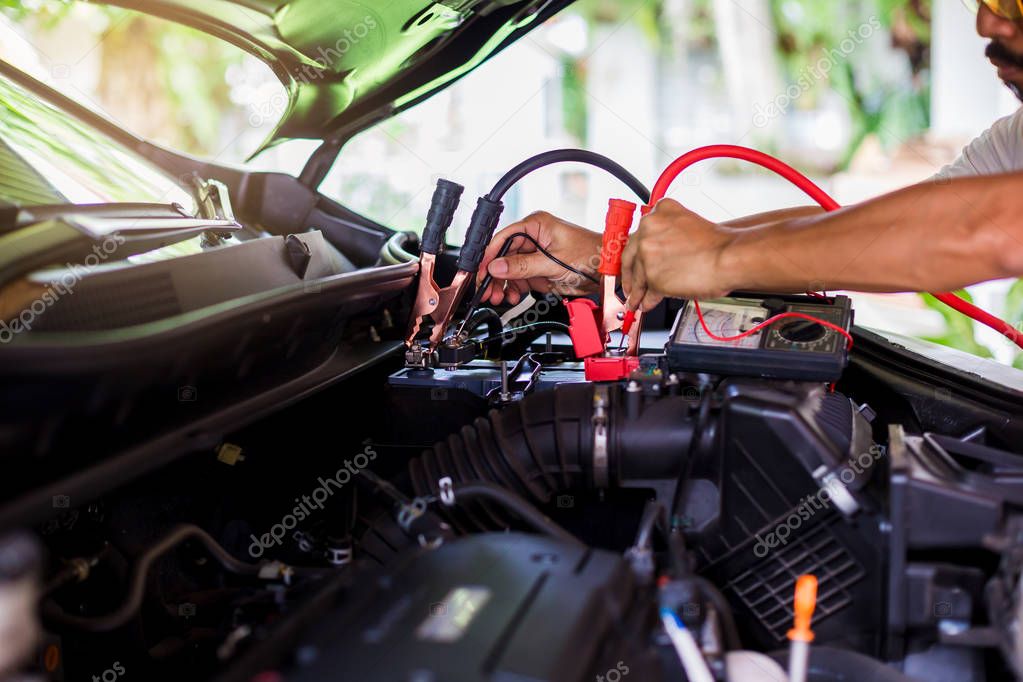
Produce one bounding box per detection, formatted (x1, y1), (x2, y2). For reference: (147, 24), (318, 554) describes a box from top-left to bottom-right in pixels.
(718, 173), (1023, 294)
(720, 205), (824, 229)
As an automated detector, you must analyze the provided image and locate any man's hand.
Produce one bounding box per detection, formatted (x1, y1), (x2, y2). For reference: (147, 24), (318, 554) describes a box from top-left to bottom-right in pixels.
(621, 199), (736, 311)
(477, 211), (602, 306)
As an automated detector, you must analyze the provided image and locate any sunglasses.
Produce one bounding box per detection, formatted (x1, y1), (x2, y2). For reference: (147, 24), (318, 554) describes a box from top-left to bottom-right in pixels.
(965, 0), (1023, 20)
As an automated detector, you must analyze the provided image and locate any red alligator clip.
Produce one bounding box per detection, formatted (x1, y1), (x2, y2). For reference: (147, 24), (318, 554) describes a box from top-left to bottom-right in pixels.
(564, 199), (644, 381)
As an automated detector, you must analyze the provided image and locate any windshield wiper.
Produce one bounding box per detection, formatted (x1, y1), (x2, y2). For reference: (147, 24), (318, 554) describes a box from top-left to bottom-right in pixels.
(64, 215), (241, 240)
(5, 202), (189, 231)
(13, 201), (189, 221)
(4, 202), (241, 240)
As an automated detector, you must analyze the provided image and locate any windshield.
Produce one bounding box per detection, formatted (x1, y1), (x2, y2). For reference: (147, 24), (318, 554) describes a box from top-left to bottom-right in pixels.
(0, 70), (195, 211)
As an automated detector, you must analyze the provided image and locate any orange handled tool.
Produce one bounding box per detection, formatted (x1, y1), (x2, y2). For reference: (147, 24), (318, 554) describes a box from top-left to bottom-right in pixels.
(787, 574), (818, 682)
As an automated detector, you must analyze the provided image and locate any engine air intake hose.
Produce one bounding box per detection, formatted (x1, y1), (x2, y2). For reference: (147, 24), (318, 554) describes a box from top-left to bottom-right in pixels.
(409, 383), (707, 530)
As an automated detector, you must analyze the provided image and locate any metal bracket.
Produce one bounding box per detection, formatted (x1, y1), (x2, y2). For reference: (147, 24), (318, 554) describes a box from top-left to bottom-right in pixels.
(439, 477), (455, 507)
(592, 385), (610, 488)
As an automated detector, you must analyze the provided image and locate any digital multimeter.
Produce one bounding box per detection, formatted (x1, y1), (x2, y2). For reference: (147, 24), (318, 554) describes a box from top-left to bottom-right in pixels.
(665, 293), (854, 381)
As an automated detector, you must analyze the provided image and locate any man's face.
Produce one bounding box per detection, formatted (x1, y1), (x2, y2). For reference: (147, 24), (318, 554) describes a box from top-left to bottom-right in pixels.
(978, 3), (1023, 100)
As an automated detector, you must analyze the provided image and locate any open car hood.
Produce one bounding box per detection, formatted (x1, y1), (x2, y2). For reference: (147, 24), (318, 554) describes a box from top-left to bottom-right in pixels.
(108, 0), (575, 153)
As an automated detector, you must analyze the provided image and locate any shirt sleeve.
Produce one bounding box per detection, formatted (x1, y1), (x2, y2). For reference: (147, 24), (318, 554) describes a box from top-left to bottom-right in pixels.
(935, 108), (1023, 179)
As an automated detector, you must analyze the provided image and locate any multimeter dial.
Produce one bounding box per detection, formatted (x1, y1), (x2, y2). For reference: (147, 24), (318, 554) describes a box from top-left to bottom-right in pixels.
(775, 319), (827, 344)
(764, 307), (843, 353)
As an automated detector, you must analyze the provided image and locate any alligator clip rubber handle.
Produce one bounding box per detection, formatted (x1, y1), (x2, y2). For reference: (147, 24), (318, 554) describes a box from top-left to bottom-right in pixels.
(599, 198), (636, 277)
(457, 196), (505, 274)
(420, 179), (464, 256)
(449, 195), (506, 340)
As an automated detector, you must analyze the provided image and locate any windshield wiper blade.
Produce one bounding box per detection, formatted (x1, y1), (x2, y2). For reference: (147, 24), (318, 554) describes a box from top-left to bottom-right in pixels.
(62, 214), (241, 240)
(4, 202), (197, 237)
(12, 202), (192, 225)
(2, 203), (240, 240)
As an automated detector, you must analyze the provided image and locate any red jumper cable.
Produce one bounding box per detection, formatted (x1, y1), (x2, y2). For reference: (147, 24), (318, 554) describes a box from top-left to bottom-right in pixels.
(643, 145), (1023, 351)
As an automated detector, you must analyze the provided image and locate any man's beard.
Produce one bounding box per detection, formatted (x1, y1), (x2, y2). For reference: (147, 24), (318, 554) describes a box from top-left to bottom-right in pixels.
(986, 41), (1023, 101)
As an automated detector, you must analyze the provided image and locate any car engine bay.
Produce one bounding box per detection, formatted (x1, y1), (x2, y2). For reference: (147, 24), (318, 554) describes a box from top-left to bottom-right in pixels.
(2, 140), (1023, 682)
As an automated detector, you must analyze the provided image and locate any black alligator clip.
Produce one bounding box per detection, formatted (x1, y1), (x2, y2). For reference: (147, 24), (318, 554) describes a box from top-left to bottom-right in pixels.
(405, 179), (465, 367)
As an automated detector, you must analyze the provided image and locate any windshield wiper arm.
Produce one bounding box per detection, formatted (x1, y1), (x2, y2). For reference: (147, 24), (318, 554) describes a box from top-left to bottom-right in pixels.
(11, 202), (192, 226)
(3, 203), (240, 240)
(63, 214), (241, 240)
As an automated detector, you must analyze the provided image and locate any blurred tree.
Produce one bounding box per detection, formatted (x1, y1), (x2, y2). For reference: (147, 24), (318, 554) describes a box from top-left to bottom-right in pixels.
(93, 12), (242, 155)
(2, 2), (249, 157)
(574, 0), (664, 46)
(770, 0), (932, 168)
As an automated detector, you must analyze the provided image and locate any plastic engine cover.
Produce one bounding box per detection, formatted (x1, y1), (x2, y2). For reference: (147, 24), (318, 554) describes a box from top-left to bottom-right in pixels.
(288, 533), (644, 682)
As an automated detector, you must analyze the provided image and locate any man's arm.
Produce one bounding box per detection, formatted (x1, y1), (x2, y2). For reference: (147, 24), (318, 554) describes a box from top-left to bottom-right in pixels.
(720, 206), (823, 229)
(622, 172), (1023, 310)
(475, 207), (826, 305)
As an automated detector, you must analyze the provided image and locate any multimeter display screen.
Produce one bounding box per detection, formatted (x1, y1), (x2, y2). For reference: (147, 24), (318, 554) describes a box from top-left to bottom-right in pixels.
(673, 298), (768, 349)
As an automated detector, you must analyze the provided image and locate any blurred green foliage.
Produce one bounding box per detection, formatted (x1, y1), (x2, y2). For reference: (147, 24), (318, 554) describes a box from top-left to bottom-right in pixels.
(921, 291), (994, 357)
(1, 2), (246, 155)
(1006, 280), (1023, 368)
(770, 0), (932, 167)
(561, 55), (588, 142)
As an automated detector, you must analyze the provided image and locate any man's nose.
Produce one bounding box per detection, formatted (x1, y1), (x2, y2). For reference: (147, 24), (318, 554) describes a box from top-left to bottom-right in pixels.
(977, 4), (1020, 40)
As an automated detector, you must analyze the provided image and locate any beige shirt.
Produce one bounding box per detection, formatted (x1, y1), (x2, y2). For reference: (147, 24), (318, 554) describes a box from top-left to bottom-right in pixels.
(938, 107), (1023, 178)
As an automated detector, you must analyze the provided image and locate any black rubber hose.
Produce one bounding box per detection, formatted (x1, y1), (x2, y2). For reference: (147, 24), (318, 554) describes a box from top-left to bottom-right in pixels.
(487, 149), (651, 204)
(411, 383), (598, 510)
(42, 525), (321, 632)
(767, 647), (924, 681)
(410, 383), (706, 532)
(446, 481), (584, 548)
(691, 575), (742, 651)
(633, 505), (742, 650)
(670, 387), (712, 528)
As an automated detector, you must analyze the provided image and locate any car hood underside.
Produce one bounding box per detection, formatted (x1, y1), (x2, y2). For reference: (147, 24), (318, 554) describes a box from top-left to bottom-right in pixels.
(107, 0), (575, 151)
